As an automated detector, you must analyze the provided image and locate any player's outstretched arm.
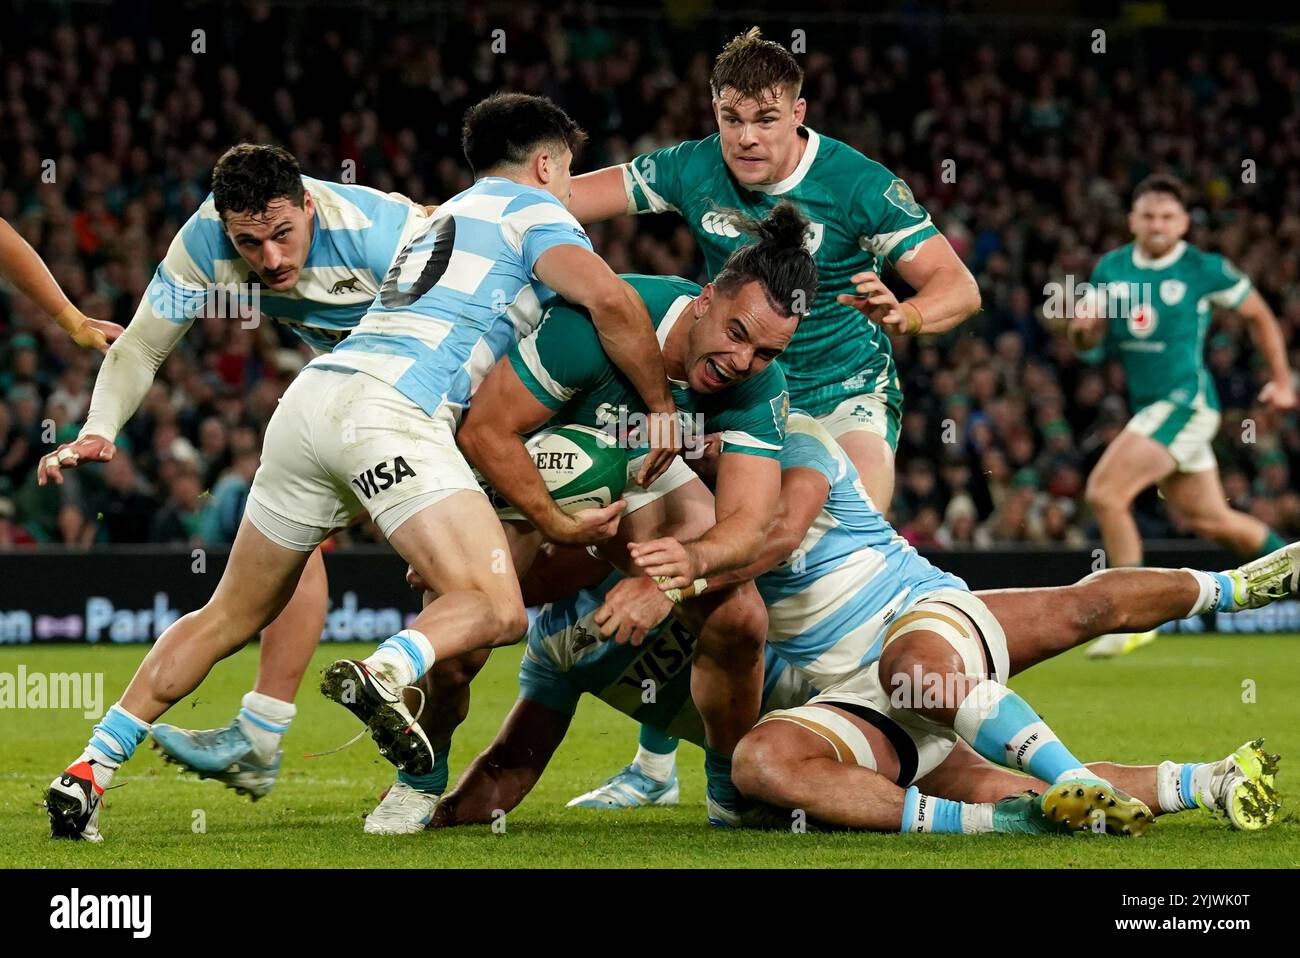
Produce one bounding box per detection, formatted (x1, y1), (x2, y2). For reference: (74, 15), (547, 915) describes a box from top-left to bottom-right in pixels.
(1236, 290), (1298, 410)
(39, 296), (194, 485)
(0, 217), (123, 352)
(567, 166), (635, 224)
(691, 466), (830, 592)
(839, 237), (980, 336)
(457, 357), (626, 546)
(429, 698), (572, 827)
(533, 246), (680, 486)
(630, 451), (782, 591)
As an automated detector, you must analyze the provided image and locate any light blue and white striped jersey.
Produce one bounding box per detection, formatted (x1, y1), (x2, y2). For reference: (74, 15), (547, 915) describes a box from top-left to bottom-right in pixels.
(147, 176), (429, 352)
(308, 176), (592, 418)
(519, 571), (812, 744)
(759, 412), (965, 684)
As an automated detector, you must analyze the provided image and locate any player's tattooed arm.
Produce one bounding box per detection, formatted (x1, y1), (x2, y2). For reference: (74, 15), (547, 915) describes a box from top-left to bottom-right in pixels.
(1236, 290), (1298, 410)
(840, 236), (980, 335)
(429, 698), (572, 827)
(567, 165), (637, 223)
(533, 247), (680, 486)
(0, 217), (123, 352)
(457, 357), (626, 546)
(631, 451), (782, 590)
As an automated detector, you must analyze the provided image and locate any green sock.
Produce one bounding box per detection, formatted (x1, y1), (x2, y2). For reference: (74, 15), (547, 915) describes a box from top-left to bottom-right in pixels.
(1255, 529), (1286, 558)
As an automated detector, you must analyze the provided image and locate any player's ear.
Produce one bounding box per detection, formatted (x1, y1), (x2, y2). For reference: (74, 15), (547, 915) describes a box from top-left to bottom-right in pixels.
(792, 96), (807, 125)
(301, 190), (315, 216)
(696, 283), (714, 318)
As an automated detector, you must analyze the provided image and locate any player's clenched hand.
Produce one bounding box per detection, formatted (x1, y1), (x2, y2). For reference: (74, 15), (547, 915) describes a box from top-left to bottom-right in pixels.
(38, 434), (115, 486)
(53, 304), (123, 354)
(594, 575), (674, 645)
(69, 318), (125, 353)
(543, 499), (627, 546)
(837, 271), (920, 333)
(1067, 299), (1105, 351)
(635, 410), (682, 488)
(628, 536), (698, 590)
(1259, 378), (1299, 411)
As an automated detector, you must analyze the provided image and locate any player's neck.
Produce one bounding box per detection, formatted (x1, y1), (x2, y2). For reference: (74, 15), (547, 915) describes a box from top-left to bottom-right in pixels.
(1133, 238), (1186, 267)
(765, 128), (809, 187)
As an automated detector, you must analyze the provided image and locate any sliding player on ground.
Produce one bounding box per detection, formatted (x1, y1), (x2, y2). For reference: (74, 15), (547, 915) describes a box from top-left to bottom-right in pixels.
(428, 416), (1286, 835)
(44, 93), (678, 841)
(1071, 174), (1297, 658)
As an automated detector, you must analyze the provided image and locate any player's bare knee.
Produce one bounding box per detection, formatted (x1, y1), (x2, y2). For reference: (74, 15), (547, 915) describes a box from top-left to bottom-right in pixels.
(700, 589), (767, 645)
(485, 599), (529, 647)
(881, 638), (965, 713)
(733, 726), (798, 805)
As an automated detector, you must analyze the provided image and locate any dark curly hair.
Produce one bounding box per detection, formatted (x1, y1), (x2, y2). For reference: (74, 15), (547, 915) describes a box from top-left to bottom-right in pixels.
(710, 27), (803, 103)
(713, 201), (819, 318)
(211, 143), (305, 217)
(461, 93), (587, 176)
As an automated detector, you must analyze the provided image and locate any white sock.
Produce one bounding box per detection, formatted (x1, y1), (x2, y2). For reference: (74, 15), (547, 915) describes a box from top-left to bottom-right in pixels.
(237, 691), (297, 764)
(1156, 759), (1215, 812)
(1182, 569), (1223, 615)
(365, 629), (436, 687)
(960, 802), (996, 834)
(78, 747), (120, 791)
(633, 745), (676, 784)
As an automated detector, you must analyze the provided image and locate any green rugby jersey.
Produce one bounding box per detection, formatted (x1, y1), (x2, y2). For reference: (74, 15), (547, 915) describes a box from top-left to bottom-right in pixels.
(509, 273), (790, 459)
(624, 128), (938, 419)
(1085, 241), (1252, 411)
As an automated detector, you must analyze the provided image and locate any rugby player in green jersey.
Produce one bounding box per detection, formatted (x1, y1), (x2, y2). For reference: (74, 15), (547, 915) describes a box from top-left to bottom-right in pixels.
(566, 26), (980, 804)
(1070, 174), (1297, 658)
(569, 27), (980, 514)
(355, 204), (815, 833)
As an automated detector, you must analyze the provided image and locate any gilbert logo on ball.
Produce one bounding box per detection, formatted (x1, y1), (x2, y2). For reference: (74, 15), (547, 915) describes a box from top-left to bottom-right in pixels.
(491, 424), (628, 520)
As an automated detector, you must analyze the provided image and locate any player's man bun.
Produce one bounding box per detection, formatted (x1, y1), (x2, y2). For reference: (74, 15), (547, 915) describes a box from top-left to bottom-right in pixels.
(710, 27), (803, 102)
(212, 143), (305, 216)
(462, 92), (588, 176)
(1132, 173), (1186, 208)
(713, 200), (818, 318)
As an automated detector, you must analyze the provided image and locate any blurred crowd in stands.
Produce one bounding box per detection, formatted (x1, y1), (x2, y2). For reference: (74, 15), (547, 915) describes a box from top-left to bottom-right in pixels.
(3, 2), (1299, 548)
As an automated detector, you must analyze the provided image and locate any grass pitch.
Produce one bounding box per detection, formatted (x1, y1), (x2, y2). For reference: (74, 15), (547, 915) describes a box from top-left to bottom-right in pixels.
(3, 635), (1299, 868)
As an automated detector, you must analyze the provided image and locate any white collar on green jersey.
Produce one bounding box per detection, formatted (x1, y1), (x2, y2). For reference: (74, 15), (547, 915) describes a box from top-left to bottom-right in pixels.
(658, 294), (694, 387)
(749, 127), (821, 195)
(1131, 239), (1188, 270)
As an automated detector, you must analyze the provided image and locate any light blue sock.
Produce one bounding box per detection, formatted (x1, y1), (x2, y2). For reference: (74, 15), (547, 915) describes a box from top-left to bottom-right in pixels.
(399, 747), (450, 795)
(366, 629), (435, 686)
(88, 703), (151, 765)
(1211, 571), (1239, 612)
(900, 786), (973, 833)
(953, 681), (1092, 783)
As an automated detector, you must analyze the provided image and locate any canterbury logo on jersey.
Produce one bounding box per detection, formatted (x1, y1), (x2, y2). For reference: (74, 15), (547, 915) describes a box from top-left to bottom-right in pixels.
(699, 211), (741, 237)
(700, 211), (823, 253)
(350, 456), (417, 499)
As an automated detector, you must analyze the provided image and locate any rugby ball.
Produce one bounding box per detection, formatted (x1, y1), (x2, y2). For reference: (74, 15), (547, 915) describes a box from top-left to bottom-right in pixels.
(487, 424), (627, 518)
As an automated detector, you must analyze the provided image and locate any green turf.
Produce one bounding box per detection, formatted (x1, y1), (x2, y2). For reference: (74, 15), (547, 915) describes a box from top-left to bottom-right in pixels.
(3, 635), (1298, 868)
